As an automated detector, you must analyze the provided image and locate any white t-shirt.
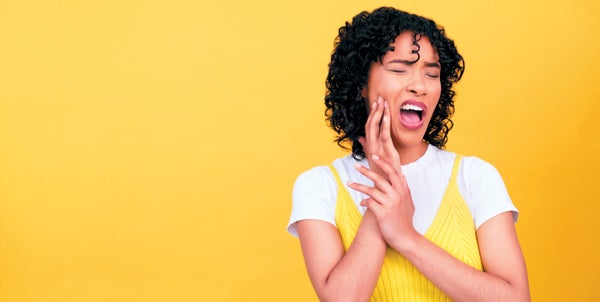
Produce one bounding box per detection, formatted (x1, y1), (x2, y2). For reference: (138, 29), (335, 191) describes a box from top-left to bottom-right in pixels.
(287, 145), (518, 237)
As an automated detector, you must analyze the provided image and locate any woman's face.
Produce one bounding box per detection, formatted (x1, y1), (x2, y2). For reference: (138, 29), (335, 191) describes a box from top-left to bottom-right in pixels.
(363, 31), (442, 150)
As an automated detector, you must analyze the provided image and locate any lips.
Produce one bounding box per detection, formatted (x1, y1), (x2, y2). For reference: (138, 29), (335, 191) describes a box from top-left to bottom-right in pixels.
(399, 100), (427, 130)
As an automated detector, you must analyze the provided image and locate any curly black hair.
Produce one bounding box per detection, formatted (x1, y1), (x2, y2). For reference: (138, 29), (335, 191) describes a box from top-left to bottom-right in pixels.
(325, 7), (465, 160)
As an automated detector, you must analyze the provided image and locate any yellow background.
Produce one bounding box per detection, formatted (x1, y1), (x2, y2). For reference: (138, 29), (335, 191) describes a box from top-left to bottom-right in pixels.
(1, 0), (599, 301)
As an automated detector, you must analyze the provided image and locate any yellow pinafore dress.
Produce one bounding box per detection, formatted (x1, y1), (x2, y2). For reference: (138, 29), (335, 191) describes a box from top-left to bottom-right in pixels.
(329, 156), (483, 301)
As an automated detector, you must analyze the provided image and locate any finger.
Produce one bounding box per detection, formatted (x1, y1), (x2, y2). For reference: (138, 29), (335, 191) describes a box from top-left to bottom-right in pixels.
(371, 154), (403, 188)
(358, 136), (367, 149)
(347, 180), (388, 203)
(359, 197), (375, 207)
(379, 100), (391, 144)
(361, 103), (377, 156)
(351, 163), (394, 194)
(354, 162), (388, 186)
(363, 99), (377, 133)
(380, 100), (401, 173)
(365, 96), (384, 144)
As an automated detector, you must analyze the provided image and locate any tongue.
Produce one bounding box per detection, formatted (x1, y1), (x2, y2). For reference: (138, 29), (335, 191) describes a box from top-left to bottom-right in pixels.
(400, 110), (421, 124)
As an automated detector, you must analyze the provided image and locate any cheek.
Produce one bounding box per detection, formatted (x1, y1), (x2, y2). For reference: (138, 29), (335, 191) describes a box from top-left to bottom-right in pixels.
(431, 81), (442, 96)
(365, 69), (397, 97)
(429, 84), (442, 107)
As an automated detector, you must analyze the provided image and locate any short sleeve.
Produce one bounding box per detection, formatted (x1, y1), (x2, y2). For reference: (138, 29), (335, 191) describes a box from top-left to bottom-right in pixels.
(286, 166), (337, 237)
(460, 157), (519, 229)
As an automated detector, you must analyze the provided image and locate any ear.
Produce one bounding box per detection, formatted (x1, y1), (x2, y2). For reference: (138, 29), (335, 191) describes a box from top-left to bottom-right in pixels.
(361, 86), (368, 99)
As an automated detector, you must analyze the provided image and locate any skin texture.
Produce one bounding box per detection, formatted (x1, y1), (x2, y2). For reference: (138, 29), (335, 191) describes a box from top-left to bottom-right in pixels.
(296, 32), (530, 301)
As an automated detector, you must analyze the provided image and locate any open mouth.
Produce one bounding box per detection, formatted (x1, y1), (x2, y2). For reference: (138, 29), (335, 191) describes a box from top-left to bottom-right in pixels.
(400, 103), (424, 124)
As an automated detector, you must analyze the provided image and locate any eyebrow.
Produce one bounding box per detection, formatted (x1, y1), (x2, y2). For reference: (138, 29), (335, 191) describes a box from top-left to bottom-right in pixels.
(387, 59), (441, 69)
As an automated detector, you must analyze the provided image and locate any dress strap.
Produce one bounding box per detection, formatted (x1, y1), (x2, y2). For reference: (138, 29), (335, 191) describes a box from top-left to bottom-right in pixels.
(450, 155), (463, 181)
(327, 163), (344, 188)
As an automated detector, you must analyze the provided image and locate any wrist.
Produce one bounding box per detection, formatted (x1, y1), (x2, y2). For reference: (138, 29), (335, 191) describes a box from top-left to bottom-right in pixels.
(362, 211), (385, 240)
(389, 229), (422, 255)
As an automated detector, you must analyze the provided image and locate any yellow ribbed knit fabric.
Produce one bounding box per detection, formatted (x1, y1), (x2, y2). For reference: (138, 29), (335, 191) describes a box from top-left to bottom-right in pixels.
(329, 156), (483, 301)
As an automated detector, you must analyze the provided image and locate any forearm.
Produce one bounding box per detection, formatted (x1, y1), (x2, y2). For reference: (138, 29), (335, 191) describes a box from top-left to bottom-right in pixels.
(394, 234), (529, 302)
(349, 148), (530, 301)
(317, 211), (387, 302)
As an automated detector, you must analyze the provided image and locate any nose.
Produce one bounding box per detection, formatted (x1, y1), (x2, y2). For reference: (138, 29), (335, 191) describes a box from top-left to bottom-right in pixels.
(406, 73), (426, 96)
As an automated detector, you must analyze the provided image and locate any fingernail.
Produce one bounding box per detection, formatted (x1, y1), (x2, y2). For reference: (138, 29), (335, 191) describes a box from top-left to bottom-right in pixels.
(383, 115), (388, 123)
(384, 100), (388, 107)
(378, 96), (382, 104)
(371, 102), (376, 109)
(347, 180), (354, 186)
(373, 154), (379, 160)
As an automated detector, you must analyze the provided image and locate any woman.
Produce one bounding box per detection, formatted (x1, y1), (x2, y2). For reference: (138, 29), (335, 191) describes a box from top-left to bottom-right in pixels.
(287, 7), (530, 302)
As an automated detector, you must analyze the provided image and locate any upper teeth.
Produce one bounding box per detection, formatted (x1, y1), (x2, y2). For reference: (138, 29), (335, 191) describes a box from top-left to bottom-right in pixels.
(401, 104), (424, 111)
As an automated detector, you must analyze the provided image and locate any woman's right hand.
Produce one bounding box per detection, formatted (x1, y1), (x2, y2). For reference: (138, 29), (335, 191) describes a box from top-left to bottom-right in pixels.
(358, 96), (401, 179)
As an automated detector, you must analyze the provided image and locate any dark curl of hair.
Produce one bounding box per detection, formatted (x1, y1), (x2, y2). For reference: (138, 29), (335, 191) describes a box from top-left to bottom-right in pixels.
(325, 7), (465, 160)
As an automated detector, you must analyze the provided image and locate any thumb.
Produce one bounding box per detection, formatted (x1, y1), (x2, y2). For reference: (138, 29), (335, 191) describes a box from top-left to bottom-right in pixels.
(360, 197), (370, 207)
(358, 136), (367, 147)
(361, 198), (382, 217)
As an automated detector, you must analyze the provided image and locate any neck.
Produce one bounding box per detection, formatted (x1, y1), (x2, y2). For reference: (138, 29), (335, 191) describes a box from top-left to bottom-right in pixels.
(395, 141), (429, 165)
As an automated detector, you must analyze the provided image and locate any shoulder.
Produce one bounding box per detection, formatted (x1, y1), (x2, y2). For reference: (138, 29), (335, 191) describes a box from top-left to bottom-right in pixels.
(294, 155), (356, 186)
(461, 156), (501, 176)
(288, 155), (356, 237)
(294, 164), (334, 190)
(455, 154), (518, 228)
(457, 155), (509, 198)
(454, 153), (509, 200)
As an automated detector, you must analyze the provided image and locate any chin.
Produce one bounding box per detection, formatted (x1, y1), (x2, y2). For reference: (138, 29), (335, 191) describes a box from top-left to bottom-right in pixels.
(392, 134), (427, 149)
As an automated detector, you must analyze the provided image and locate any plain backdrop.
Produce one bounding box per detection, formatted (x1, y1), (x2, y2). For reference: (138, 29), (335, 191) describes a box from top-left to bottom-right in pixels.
(1, 0), (599, 301)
